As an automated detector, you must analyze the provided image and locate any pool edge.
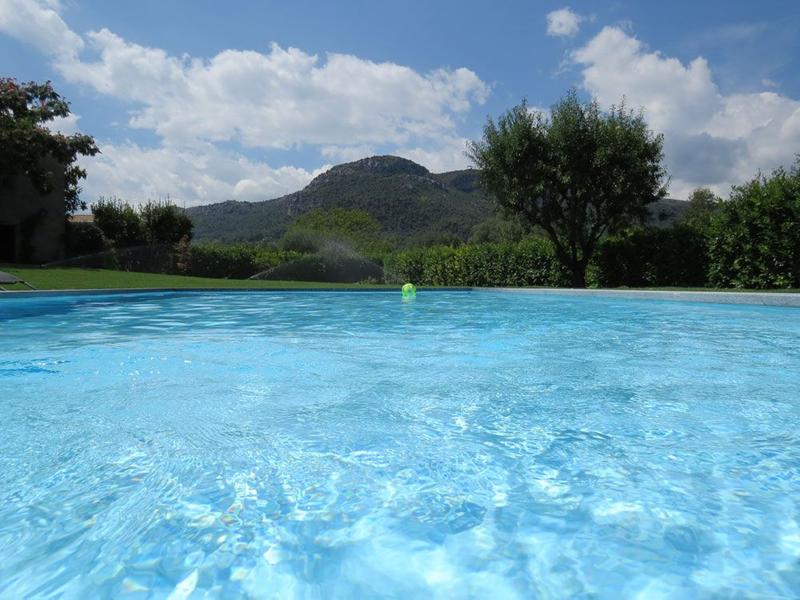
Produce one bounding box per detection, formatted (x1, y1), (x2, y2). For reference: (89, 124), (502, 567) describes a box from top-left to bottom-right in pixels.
(478, 287), (800, 307)
(2, 286), (799, 307)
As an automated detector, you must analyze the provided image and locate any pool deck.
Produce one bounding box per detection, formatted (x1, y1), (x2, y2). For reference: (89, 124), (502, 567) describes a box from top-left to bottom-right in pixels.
(2, 286), (800, 307)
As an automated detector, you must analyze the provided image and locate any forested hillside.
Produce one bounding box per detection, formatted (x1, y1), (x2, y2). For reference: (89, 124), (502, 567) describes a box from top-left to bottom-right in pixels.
(187, 155), (687, 243)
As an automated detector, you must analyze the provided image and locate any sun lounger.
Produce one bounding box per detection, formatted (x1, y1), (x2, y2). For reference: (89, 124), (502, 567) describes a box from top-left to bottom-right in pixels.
(0, 271), (37, 291)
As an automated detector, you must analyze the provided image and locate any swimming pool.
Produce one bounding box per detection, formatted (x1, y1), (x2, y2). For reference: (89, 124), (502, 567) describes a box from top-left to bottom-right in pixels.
(1, 290), (799, 598)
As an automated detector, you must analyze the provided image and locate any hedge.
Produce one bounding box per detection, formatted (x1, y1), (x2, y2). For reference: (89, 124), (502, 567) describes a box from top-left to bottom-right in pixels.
(593, 226), (708, 288)
(383, 238), (565, 286)
(253, 254), (384, 283)
(187, 242), (297, 279)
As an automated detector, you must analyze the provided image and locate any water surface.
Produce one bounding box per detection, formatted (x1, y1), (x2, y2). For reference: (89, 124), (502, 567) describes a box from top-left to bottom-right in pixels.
(1, 291), (799, 598)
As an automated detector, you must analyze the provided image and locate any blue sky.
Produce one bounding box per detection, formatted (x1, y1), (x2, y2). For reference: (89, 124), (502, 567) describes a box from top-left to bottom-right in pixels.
(1, 0), (799, 205)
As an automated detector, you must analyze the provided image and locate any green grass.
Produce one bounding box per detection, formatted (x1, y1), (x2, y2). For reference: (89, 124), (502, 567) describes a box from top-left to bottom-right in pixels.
(0, 265), (393, 291)
(2, 265), (797, 293)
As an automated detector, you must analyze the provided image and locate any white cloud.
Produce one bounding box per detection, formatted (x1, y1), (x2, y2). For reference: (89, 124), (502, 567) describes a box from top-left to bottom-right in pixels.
(0, 0), (82, 56)
(572, 26), (800, 198)
(80, 143), (328, 206)
(546, 8), (584, 38)
(54, 32), (489, 150)
(321, 144), (377, 163)
(46, 112), (81, 135)
(321, 138), (472, 173)
(0, 0), (490, 205)
(396, 137), (472, 173)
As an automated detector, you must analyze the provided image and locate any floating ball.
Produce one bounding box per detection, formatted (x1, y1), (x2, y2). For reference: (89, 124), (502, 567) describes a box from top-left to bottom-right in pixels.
(401, 283), (416, 298)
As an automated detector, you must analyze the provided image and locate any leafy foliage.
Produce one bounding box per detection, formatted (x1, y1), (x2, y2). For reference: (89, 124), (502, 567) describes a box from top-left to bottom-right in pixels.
(254, 254), (384, 283)
(0, 78), (98, 214)
(64, 221), (108, 257)
(281, 207), (391, 257)
(707, 163), (800, 289)
(188, 242), (296, 279)
(92, 197), (193, 249)
(681, 187), (723, 233)
(92, 198), (146, 248)
(593, 226), (709, 287)
(469, 215), (529, 244)
(468, 90), (667, 286)
(384, 238), (566, 287)
(140, 201), (194, 244)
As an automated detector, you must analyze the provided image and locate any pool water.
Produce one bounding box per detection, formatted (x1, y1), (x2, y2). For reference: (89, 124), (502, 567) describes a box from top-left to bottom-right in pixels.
(1, 291), (799, 598)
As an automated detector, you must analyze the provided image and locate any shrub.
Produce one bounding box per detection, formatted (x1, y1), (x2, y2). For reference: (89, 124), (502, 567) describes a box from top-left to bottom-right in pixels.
(188, 242), (296, 279)
(91, 198), (194, 249)
(281, 207), (392, 258)
(469, 216), (528, 244)
(140, 201), (193, 244)
(254, 254), (384, 283)
(680, 187), (722, 234)
(707, 164), (800, 289)
(280, 228), (327, 254)
(65, 221), (107, 257)
(384, 238), (564, 286)
(92, 197), (145, 248)
(594, 226), (709, 288)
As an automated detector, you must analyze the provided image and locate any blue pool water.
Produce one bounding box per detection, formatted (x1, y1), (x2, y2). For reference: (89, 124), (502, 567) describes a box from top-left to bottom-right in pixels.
(1, 290), (799, 598)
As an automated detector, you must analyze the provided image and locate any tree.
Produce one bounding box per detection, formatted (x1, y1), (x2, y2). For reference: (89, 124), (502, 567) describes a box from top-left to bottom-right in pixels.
(140, 201), (193, 244)
(281, 207), (389, 256)
(681, 187), (722, 233)
(469, 215), (529, 244)
(468, 90), (667, 287)
(91, 197), (145, 248)
(707, 161), (800, 289)
(0, 78), (98, 214)
(92, 198), (194, 248)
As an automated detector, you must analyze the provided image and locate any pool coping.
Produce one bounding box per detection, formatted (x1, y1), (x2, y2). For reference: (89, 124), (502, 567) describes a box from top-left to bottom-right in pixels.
(477, 287), (800, 307)
(1, 286), (800, 307)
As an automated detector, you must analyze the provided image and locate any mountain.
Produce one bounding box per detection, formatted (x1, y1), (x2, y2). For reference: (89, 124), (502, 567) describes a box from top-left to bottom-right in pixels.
(187, 155), (687, 243)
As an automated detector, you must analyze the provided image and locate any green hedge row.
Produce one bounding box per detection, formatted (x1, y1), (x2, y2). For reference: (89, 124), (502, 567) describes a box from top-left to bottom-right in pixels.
(383, 238), (566, 286)
(185, 242), (298, 279)
(382, 227), (714, 289)
(593, 226), (709, 288)
(252, 254), (384, 283)
(706, 168), (800, 289)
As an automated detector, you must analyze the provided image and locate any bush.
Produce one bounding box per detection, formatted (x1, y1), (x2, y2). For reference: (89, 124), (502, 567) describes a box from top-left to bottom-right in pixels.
(707, 164), (800, 289)
(680, 187), (722, 234)
(280, 228), (328, 254)
(91, 198), (194, 249)
(92, 197), (145, 248)
(253, 254), (384, 283)
(140, 201), (193, 244)
(65, 221), (107, 257)
(188, 242), (296, 279)
(594, 226), (709, 287)
(49, 244), (172, 272)
(469, 216), (528, 244)
(384, 238), (564, 286)
(281, 207), (392, 258)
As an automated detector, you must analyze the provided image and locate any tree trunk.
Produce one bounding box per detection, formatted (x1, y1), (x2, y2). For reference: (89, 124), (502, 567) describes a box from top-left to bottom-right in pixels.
(570, 263), (587, 288)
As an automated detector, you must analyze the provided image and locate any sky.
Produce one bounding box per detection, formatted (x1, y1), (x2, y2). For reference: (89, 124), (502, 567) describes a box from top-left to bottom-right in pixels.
(1, 0), (799, 206)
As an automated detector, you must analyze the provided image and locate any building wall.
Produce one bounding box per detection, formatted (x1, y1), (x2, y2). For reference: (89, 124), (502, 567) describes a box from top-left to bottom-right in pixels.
(0, 158), (66, 264)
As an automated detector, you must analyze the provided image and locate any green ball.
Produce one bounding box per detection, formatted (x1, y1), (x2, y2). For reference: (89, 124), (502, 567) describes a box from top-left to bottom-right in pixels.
(401, 283), (416, 297)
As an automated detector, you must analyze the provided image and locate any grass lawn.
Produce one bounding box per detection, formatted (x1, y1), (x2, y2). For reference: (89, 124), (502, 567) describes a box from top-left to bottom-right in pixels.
(0, 265), (394, 291)
(1, 265), (797, 293)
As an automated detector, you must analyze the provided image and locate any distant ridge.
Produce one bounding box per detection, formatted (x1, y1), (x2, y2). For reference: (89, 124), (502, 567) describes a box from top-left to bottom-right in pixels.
(187, 155), (687, 243)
